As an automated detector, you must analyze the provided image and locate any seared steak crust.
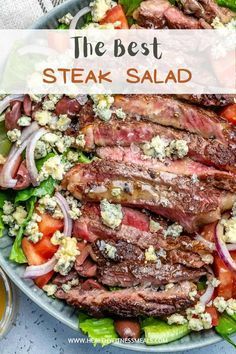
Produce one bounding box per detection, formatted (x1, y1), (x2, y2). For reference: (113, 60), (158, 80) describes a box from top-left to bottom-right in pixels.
(63, 159), (236, 232)
(55, 281), (196, 317)
(176, 94), (236, 107)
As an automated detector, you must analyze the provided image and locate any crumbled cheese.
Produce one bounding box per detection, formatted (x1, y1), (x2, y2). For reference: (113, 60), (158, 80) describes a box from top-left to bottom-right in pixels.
(188, 289), (198, 301)
(191, 174), (199, 184)
(18, 115), (31, 127)
(51, 230), (65, 245)
(221, 216), (236, 243)
(37, 195), (64, 219)
(188, 317), (204, 331)
(212, 17), (236, 29)
(39, 155), (66, 181)
(166, 140), (189, 159)
(67, 150), (79, 163)
(3, 201), (14, 215)
(34, 110), (52, 126)
(164, 222), (183, 237)
(100, 199), (123, 229)
(34, 140), (49, 159)
(75, 134), (86, 148)
(226, 298), (236, 316)
(145, 245), (158, 262)
(142, 136), (188, 161)
(58, 12), (73, 25)
(149, 219), (162, 233)
(142, 136), (169, 161)
(54, 237), (80, 275)
(30, 94), (44, 103)
(111, 187), (121, 197)
(201, 253), (214, 264)
(115, 108), (126, 120)
(41, 132), (59, 145)
(90, 0), (115, 22)
(65, 195), (81, 220)
(0, 154), (6, 164)
(232, 202), (236, 217)
(42, 99), (55, 111)
(43, 284), (58, 296)
(52, 114), (71, 132)
(12, 206), (27, 225)
(213, 296), (227, 313)
(7, 128), (21, 143)
(207, 277), (221, 288)
(91, 94), (114, 121)
(167, 314), (187, 325)
(159, 197), (170, 207)
(25, 213), (43, 244)
(61, 278), (79, 292)
(97, 240), (117, 260)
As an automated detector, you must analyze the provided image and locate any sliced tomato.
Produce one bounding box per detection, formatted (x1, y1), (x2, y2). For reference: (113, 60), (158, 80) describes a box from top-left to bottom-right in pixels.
(34, 271), (54, 289)
(205, 306), (219, 326)
(230, 251), (236, 298)
(34, 235), (58, 260)
(214, 253), (233, 299)
(100, 5), (129, 29)
(22, 238), (46, 266)
(220, 104), (236, 125)
(38, 213), (64, 237)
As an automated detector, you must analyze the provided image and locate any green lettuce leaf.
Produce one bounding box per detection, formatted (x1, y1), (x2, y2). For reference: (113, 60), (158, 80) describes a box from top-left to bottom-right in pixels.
(0, 210), (4, 238)
(141, 318), (190, 345)
(15, 177), (56, 203)
(0, 191), (9, 208)
(216, 0), (236, 11)
(9, 197), (36, 263)
(78, 312), (118, 346)
(119, 0), (143, 16)
(215, 313), (236, 348)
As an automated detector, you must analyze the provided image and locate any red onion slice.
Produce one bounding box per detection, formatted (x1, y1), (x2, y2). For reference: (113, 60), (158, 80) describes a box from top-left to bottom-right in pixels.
(0, 136), (31, 188)
(0, 95), (24, 115)
(55, 192), (72, 237)
(196, 233), (236, 252)
(199, 281), (215, 305)
(23, 256), (57, 279)
(215, 219), (236, 272)
(26, 128), (47, 187)
(69, 7), (91, 30)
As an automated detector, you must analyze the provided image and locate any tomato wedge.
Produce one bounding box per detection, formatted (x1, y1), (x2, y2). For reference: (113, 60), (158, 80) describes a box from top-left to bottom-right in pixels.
(214, 254), (233, 299)
(38, 213), (64, 237)
(220, 104), (236, 125)
(205, 306), (219, 326)
(100, 5), (129, 29)
(22, 238), (46, 266)
(34, 271), (54, 289)
(34, 235), (58, 260)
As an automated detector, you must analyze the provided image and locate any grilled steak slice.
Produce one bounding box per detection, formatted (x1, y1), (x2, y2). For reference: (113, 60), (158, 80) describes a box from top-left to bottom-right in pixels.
(175, 94), (236, 107)
(133, 0), (209, 28)
(97, 146), (236, 192)
(55, 281), (196, 317)
(90, 234), (209, 287)
(133, 0), (171, 28)
(113, 95), (236, 143)
(63, 160), (236, 232)
(177, 0), (235, 23)
(81, 119), (236, 172)
(163, 6), (209, 28)
(73, 203), (210, 254)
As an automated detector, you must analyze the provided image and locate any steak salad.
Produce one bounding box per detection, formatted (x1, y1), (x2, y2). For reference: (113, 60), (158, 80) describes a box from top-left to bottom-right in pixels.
(0, 0), (236, 347)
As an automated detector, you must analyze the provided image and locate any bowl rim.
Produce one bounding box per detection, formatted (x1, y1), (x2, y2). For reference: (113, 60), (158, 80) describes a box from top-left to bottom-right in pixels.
(3, 0), (227, 351)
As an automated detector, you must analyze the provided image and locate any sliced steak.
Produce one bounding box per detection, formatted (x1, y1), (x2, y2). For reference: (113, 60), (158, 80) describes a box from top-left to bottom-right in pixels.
(97, 146), (236, 192)
(63, 160), (236, 232)
(113, 94), (236, 144)
(164, 6), (209, 28)
(73, 203), (211, 254)
(175, 94), (236, 107)
(56, 281), (197, 317)
(177, 0), (235, 23)
(81, 119), (236, 172)
(133, 0), (171, 28)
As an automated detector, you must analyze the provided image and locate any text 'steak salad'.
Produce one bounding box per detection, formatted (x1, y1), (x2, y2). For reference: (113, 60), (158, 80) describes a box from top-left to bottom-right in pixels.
(0, 0), (236, 347)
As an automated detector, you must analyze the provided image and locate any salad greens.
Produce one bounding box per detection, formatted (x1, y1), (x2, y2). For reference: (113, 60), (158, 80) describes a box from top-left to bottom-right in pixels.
(142, 317), (190, 345)
(216, 313), (236, 348)
(78, 312), (118, 346)
(0, 191), (12, 238)
(216, 0), (236, 11)
(9, 196), (36, 263)
(0, 121), (12, 157)
(119, 0), (142, 16)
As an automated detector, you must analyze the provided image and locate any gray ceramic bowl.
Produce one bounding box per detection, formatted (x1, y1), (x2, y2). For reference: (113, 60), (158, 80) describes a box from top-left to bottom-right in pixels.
(0, 0), (228, 351)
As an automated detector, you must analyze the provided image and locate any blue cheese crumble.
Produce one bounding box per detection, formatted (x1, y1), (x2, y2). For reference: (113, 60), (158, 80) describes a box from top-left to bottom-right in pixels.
(91, 94), (114, 121)
(54, 237), (80, 275)
(25, 213), (43, 243)
(38, 155), (66, 182)
(90, 0), (115, 22)
(142, 136), (188, 161)
(100, 199), (123, 229)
